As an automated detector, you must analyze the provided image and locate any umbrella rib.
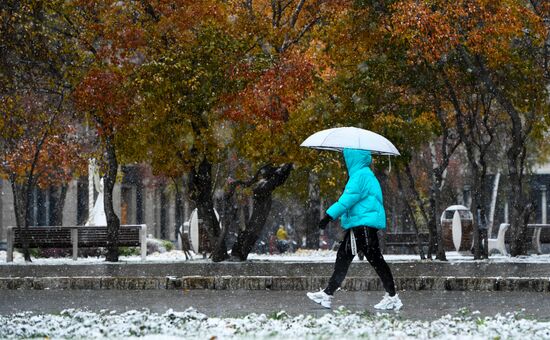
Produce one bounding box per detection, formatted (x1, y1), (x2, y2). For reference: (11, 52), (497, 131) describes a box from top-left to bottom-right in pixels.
(320, 130), (334, 149)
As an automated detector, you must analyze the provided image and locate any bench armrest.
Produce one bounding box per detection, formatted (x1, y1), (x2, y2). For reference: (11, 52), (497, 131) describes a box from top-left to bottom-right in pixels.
(495, 223), (510, 240)
(488, 223), (509, 256)
(140, 224), (147, 260)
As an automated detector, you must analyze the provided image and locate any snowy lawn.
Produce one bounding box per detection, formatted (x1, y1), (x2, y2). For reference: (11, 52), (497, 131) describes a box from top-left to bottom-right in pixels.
(3, 249), (550, 265)
(1, 307), (550, 339)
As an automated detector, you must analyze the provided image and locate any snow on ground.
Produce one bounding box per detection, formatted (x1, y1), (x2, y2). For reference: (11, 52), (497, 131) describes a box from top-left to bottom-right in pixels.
(0, 249), (201, 265)
(1, 308), (550, 339)
(3, 249), (550, 265)
(248, 250), (550, 264)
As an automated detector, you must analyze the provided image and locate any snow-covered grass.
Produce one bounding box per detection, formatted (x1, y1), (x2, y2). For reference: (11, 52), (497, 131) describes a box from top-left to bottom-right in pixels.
(1, 308), (549, 339)
(3, 248), (550, 265)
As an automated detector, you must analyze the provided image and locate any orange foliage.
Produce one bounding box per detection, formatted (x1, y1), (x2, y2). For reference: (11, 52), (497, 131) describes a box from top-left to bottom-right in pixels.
(153, 0), (225, 38)
(224, 51), (316, 128)
(4, 131), (85, 188)
(1, 93), (86, 187)
(70, 0), (225, 68)
(391, 0), (545, 65)
(74, 68), (132, 135)
(222, 1), (352, 131)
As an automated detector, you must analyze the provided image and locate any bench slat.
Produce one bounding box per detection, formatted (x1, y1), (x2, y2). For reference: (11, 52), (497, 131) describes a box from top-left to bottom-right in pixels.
(384, 233), (429, 246)
(12, 226), (143, 249)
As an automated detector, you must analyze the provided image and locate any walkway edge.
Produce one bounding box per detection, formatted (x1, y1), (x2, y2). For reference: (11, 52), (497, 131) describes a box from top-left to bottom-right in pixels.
(1, 276), (549, 291)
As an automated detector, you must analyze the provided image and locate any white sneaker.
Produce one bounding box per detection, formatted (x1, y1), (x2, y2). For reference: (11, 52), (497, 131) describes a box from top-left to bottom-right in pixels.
(306, 289), (333, 309)
(374, 293), (403, 310)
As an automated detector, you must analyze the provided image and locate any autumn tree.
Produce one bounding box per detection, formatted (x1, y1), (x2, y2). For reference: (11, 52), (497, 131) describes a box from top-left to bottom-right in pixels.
(116, 0), (350, 262)
(298, 1), (459, 260)
(72, 1), (244, 262)
(219, 0), (352, 260)
(74, 68), (134, 262)
(391, 0), (549, 256)
(67, 0), (147, 262)
(66, 1), (235, 262)
(0, 0), (85, 261)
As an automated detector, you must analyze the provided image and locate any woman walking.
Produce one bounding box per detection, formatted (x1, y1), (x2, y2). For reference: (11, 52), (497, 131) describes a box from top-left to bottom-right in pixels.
(307, 148), (402, 310)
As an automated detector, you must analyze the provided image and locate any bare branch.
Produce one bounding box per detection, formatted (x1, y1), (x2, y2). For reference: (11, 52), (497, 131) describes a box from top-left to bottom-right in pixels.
(280, 15), (320, 52)
(243, 0), (255, 18)
(289, 0), (307, 28)
(271, 0), (278, 27)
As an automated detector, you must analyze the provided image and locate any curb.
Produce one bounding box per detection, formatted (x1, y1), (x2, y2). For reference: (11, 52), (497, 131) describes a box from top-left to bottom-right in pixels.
(1, 276), (550, 292)
(3, 261), (550, 278)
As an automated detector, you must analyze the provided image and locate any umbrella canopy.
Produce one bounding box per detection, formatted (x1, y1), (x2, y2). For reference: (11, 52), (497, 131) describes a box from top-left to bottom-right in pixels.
(300, 127), (400, 156)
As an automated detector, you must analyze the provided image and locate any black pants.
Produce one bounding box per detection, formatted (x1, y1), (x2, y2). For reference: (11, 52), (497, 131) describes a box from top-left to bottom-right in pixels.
(324, 226), (396, 296)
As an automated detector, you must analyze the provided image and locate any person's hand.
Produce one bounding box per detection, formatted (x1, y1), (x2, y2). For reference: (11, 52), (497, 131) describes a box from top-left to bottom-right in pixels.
(318, 214), (332, 230)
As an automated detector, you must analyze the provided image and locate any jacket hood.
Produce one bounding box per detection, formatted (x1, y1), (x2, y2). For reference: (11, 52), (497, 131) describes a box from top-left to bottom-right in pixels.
(343, 148), (372, 175)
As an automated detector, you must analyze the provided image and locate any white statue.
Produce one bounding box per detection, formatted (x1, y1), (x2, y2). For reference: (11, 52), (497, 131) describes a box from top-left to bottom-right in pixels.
(85, 159), (107, 226)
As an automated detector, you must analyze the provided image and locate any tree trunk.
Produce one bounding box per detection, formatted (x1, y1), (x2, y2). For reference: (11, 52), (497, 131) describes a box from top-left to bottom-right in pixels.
(428, 142), (447, 261)
(505, 123), (533, 256)
(49, 184), (68, 226)
(160, 184), (168, 239)
(231, 189), (273, 260)
(404, 164), (430, 257)
(231, 163), (293, 261)
(470, 184), (482, 258)
(10, 177), (32, 261)
(505, 145), (532, 256)
(218, 185), (239, 249)
(469, 168), (489, 259)
(104, 134), (121, 262)
(428, 183), (446, 260)
(188, 156), (228, 262)
(304, 172), (320, 249)
(396, 170), (426, 260)
(487, 172), (500, 237)
(508, 151), (531, 256)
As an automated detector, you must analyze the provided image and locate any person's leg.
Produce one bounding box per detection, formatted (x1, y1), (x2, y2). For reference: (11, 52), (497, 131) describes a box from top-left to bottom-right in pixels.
(363, 227), (396, 296)
(324, 229), (355, 295)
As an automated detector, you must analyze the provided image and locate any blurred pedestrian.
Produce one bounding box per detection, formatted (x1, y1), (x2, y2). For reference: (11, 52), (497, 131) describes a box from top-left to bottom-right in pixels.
(276, 225), (289, 253)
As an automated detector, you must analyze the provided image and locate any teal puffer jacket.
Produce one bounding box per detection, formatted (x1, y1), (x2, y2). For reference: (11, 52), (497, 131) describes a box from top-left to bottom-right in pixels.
(326, 149), (386, 229)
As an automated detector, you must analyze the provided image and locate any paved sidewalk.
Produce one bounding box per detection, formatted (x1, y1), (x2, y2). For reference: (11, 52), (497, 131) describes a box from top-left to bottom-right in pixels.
(1, 290), (549, 321)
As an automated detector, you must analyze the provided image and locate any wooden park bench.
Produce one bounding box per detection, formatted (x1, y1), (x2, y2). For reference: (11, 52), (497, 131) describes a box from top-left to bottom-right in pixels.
(6, 224), (147, 262)
(381, 232), (429, 254)
(488, 223), (550, 256)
